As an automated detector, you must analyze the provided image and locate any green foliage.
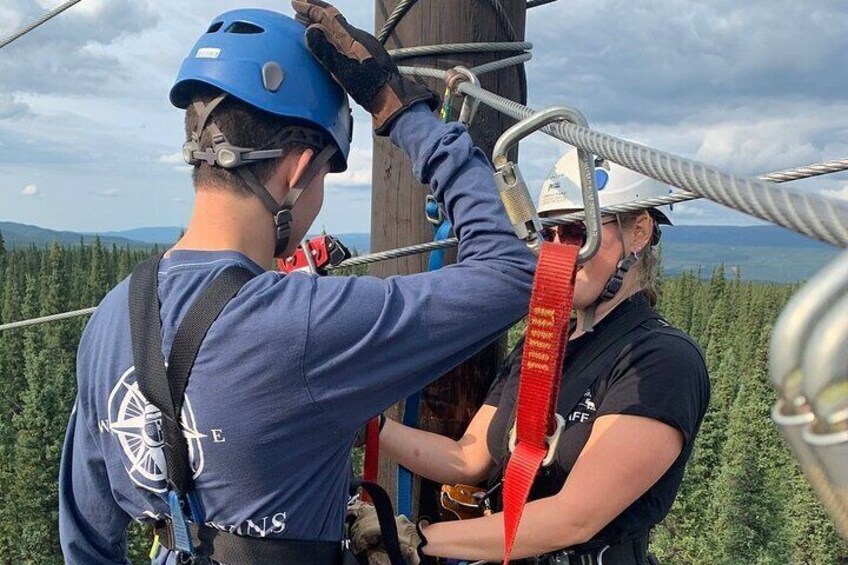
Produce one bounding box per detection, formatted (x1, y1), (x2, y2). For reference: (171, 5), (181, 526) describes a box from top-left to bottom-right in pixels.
(0, 240), (846, 563)
(652, 271), (848, 564)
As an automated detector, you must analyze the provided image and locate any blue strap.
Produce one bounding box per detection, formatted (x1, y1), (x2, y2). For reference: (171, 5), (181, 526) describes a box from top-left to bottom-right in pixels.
(396, 200), (453, 517)
(428, 218), (453, 271)
(168, 491), (193, 554)
(396, 388), (421, 518)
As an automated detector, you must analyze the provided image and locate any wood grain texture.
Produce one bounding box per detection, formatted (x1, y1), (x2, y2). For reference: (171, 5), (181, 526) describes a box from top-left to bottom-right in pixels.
(371, 0), (527, 526)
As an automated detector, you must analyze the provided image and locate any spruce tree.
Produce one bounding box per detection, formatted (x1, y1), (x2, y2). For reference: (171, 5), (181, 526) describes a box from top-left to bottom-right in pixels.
(6, 252), (76, 562)
(86, 236), (110, 306)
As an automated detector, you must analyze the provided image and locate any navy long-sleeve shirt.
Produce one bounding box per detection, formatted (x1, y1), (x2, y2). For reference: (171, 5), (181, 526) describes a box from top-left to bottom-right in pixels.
(59, 104), (536, 563)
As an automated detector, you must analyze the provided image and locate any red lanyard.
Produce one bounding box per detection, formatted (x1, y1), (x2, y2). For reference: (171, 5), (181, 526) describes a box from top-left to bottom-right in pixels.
(502, 241), (580, 563)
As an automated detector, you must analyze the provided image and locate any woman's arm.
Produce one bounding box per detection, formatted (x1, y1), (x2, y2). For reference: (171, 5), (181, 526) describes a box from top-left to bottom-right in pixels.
(379, 405), (497, 486)
(420, 413), (684, 561)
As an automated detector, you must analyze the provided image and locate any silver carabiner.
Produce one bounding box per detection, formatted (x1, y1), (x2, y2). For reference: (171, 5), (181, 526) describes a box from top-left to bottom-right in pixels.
(491, 106), (601, 262)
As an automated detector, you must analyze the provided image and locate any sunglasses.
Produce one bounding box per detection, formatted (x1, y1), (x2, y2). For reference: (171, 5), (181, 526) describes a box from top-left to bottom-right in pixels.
(544, 216), (618, 246)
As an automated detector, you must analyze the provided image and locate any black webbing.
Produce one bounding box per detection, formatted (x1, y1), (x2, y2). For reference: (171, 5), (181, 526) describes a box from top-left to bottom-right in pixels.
(350, 479), (407, 565)
(158, 522), (345, 565)
(494, 298), (661, 483)
(129, 254), (255, 497)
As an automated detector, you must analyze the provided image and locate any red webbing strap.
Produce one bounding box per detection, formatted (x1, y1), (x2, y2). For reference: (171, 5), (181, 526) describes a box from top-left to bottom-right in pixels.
(363, 417), (381, 483)
(502, 241), (579, 563)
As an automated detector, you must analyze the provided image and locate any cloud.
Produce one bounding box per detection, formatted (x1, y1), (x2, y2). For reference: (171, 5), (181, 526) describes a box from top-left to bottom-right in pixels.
(527, 0), (848, 125)
(0, 93), (31, 119)
(827, 184), (848, 200)
(0, 0), (159, 96)
(21, 183), (38, 197)
(96, 188), (119, 198)
(159, 151), (193, 173)
(328, 147), (372, 188)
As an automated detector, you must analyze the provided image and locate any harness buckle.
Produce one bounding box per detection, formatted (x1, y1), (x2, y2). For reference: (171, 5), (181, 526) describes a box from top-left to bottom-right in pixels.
(508, 413), (566, 467)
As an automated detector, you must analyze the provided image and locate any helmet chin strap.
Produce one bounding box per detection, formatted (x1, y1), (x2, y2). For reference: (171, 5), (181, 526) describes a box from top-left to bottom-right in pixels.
(235, 143), (337, 258)
(184, 94), (337, 258)
(581, 216), (642, 333)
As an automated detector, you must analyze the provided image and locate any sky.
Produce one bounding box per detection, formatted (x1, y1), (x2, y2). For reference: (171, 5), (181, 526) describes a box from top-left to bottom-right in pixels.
(1, 0), (847, 234)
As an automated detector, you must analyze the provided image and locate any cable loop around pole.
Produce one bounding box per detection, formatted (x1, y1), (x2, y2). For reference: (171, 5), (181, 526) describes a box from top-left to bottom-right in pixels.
(445, 66), (482, 125)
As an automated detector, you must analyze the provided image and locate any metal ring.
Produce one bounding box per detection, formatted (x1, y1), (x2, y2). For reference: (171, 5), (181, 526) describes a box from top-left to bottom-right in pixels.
(445, 66), (482, 126)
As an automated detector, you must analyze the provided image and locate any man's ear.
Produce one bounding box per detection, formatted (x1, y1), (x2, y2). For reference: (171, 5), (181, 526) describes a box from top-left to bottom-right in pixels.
(288, 147), (315, 189)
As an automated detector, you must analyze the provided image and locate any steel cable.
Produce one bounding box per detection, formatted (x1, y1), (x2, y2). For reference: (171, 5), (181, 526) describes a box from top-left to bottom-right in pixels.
(0, 307), (96, 332)
(377, 0), (420, 45)
(389, 41), (533, 60)
(451, 81), (848, 247)
(2, 157), (845, 332)
(526, 0), (561, 8)
(0, 0), (83, 50)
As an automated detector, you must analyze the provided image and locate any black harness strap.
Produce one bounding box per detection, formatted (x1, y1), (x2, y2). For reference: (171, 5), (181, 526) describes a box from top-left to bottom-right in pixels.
(349, 479), (407, 565)
(129, 254), (255, 499)
(157, 523), (345, 565)
(494, 296), (663, 485)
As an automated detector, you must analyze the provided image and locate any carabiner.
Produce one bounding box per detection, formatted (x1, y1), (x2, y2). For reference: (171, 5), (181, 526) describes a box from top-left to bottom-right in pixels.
(492, 106), (602, 262)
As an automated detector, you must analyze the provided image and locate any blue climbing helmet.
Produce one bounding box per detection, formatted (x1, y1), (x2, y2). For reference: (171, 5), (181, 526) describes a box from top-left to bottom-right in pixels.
(169, 8), (353, 173)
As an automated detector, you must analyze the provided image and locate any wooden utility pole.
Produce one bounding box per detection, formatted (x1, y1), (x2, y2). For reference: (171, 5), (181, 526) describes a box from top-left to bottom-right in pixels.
(371, 0), (528, 520)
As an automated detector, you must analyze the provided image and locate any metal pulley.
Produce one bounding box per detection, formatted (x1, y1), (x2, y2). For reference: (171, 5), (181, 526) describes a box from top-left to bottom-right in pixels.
(769, 249), (848, 538)
(491, 106), (602, 261)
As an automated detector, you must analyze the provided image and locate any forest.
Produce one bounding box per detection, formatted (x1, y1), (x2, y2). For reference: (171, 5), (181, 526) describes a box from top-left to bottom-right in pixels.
(0, 235), (845, 564)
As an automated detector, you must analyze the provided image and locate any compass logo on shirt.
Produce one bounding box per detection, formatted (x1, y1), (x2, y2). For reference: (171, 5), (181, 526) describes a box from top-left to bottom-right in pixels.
(567, 389), (597, 424)
(106, 366), (207, 493)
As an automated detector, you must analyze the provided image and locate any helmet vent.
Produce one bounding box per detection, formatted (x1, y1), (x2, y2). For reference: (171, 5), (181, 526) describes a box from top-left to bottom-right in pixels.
(225, 21), (265, 34)
(206, 21), (223, 33)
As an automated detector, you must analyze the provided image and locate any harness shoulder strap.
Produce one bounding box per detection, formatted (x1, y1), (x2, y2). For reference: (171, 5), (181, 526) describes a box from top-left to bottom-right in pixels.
(556, 306), (661, 425)
(494, 301), (661, 483)
(128, 254), (255, 499)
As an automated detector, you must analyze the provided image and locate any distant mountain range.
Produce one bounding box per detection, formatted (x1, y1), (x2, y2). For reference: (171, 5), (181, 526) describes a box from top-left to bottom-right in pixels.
(0, 221), (839, 283)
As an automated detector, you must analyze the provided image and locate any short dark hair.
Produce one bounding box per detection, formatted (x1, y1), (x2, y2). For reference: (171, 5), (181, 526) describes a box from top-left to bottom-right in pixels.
(184, 85), (324, 196)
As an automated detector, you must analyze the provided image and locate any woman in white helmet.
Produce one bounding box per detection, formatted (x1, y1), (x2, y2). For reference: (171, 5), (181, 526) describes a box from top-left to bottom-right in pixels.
(350, 149), (710, 565)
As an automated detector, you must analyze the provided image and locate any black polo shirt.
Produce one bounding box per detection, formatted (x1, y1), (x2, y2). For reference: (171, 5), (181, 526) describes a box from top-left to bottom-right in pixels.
(485, 293), (710, 543)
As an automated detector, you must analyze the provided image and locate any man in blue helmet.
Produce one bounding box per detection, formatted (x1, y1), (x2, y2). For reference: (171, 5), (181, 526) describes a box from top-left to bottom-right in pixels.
(59, 2), (535, 563)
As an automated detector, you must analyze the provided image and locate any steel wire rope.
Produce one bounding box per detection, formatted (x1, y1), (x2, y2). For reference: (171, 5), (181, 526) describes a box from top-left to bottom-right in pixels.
(526, 0), (561, 8)
(448, 80), (848, 247)
(4, 157), (845, 333)
(377, 0), (420, 45)
(389, 41), (533, 60)
(382, 0), (529, 105)
(0, 0), (83, 50)
(329, 156), (848, 270)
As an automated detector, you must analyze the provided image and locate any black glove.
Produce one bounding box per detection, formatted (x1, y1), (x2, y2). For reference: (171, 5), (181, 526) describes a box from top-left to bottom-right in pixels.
(292, 0), (438, 135)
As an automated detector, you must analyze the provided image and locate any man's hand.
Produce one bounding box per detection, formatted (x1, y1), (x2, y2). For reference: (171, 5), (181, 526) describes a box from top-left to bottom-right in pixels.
(292, 0), (438, 135)
(348, 501), (424, 564)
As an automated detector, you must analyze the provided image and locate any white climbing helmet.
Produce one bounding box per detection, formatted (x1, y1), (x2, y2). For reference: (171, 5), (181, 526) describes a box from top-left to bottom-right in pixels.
(538, 148), (675, 226)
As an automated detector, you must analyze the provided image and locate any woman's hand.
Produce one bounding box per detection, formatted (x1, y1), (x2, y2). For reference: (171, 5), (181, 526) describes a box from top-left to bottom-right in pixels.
(348, 501), (423, 564)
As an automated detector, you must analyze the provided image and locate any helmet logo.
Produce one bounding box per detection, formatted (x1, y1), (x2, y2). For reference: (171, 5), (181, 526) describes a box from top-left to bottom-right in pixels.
(196, 47), (221, 59)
